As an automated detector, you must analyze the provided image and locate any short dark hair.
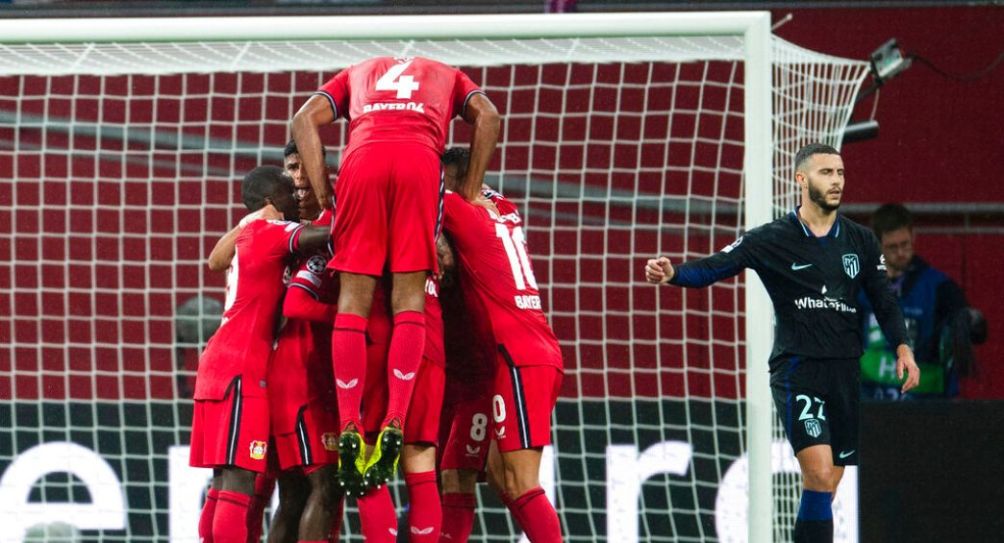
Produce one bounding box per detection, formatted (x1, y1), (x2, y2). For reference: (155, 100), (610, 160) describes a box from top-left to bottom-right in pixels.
(283, 139), (326, 158)
(241, 165), (288, 211)
(794, 143), (840, 173)
(872, 203), (914, 238)
(441, 147), (471, 178)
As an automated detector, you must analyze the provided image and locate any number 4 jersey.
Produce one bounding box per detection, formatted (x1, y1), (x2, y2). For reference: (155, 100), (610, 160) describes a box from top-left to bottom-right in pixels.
(316, 56), (484, 158)
(442, 189), (563, 371)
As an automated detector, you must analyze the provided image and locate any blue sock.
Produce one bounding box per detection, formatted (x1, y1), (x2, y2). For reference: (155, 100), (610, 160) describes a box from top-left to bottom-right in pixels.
(794, 490), (833, 543)
(797, 489), (832, 521)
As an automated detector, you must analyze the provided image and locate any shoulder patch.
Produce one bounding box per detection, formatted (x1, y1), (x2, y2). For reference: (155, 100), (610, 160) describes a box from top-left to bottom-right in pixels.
(721, 236), (744, 253)
(306, 254), (328, 274)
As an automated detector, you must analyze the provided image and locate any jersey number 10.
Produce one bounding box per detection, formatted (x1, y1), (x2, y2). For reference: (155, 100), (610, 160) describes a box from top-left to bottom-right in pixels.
(496, 224), (538, 291)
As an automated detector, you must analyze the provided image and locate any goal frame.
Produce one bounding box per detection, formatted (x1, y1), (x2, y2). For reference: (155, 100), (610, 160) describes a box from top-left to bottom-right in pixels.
(0, 11), (775, 543)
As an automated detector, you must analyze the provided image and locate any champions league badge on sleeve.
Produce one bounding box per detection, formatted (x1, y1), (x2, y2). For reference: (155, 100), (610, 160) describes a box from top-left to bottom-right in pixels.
(842, 254), (860, 278)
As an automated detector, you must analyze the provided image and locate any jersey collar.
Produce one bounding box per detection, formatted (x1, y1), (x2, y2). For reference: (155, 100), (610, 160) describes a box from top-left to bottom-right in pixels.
(789, 206), (841, 239)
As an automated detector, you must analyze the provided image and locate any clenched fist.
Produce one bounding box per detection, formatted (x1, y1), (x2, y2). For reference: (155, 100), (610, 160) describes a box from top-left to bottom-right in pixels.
(645, 257), (675, 284)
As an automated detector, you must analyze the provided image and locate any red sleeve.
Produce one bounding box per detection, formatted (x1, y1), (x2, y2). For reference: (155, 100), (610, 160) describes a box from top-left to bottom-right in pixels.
(248, 220), (304, 258)
(452, 69), (484, 117)
(283, 282), (337, 324)
(317, 68), (351, 120)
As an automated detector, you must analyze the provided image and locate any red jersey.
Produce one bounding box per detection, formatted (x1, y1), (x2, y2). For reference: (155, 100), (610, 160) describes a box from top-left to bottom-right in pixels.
(441, 272), (496, 401)
(316, 56), (483, 159)
(270, 231), (337, 419)
(194, 219), (305, 400)
(424, 276), (445, 367)
(441, 191), (563, 370)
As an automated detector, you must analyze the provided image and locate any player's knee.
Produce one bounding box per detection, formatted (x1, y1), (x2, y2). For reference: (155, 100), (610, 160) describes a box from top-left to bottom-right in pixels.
(401, 443), (436, 473)
(220, 468), (257, 496)
(391, 272), (428, 313)
(501, 462), (539, 499)
(311, 476), (339, 508)
(801, 465), (838, 492)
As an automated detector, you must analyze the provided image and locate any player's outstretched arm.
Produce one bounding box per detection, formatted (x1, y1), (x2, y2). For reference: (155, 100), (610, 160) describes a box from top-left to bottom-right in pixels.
(459, 93), (500, 202)
(645, 257), (676, 284)
(207, 205), (282, 272)
(291, 95), (335, 210)
(896, 344), (921, 393)
(644, 249), (747, 288)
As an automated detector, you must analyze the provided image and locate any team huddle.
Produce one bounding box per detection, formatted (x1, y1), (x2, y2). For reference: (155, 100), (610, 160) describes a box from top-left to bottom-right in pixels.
(189, 56), (564, 543)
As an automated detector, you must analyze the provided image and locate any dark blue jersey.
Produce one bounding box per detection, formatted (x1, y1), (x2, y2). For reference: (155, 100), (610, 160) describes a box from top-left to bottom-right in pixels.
(669, 209), (908, 370)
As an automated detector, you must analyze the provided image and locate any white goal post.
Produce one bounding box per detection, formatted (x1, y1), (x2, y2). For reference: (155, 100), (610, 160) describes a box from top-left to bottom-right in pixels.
(0, 12), (868, 543)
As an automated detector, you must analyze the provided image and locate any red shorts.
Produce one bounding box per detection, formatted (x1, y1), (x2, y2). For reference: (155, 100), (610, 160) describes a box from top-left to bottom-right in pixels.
(189, 378), (271, 472)
(329, 142), (443, 276)
(404, 358), (445, 445)
(491, 363), (562, 453)
(439, 394), (493, 472)
(272, 400), (340, 472)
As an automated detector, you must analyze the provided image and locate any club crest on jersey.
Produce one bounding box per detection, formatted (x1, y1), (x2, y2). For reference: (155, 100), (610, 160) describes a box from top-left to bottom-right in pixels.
(842, 254), (860, 278)
(804, 419), (822, 439)
(322, 433), (339, 452)
(249, 440), (268, 460)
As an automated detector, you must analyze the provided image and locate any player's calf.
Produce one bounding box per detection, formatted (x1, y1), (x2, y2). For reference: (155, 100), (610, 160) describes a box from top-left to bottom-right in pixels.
(298, 465), (343, 542)
(440, 469), (479, 543)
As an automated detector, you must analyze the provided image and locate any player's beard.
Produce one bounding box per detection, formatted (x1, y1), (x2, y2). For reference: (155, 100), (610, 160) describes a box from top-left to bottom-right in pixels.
(808, 182), (841, 213)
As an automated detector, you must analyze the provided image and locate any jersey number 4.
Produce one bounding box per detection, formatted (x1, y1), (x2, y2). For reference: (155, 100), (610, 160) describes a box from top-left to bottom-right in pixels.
(496, 224), (538, 291)
(376, 60), (420, 99)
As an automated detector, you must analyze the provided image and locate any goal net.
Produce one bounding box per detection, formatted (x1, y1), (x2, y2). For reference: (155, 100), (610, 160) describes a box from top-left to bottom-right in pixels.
(0, 13), (868, 543)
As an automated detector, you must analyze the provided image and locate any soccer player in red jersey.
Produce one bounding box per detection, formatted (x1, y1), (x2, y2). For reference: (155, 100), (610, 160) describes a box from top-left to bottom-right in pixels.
(205, 142), (328, 543)
(189, 166), (331, 543)
(440, 149), (564, 542)
(435, 150), (498, 543)
(291, 56), (500, 491)
(437, 271), (496, 543)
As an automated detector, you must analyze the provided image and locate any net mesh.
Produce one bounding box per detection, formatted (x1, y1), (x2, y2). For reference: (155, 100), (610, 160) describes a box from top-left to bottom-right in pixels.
(0, 33), (867, 542)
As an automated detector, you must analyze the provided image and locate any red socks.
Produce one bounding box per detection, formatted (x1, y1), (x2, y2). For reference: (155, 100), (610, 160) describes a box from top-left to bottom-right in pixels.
(246, 471), (275, 543)
(507, 487), (562, 543)
(357, 484), (398, 543)
(440, 492), (476, 543)
(198, 487), (219, 543)
(383, 310), (426, 426)
(212, 490), (252, 543)
(405, 471), (442, 542)
(332, 313), (368, 430)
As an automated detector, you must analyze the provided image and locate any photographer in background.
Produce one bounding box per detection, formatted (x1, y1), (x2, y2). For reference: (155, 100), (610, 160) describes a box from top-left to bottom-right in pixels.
(860, 203), (985, 400)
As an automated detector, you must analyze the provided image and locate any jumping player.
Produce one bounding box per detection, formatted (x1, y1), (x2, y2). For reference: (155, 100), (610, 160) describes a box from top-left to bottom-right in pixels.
(291, 56), (500, 492)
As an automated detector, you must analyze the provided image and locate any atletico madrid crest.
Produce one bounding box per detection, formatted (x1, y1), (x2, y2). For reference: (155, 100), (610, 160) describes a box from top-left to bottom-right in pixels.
(249, 440), (268, 460)
(804, 419), (822, 439)
(842, 254), (860, 278)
